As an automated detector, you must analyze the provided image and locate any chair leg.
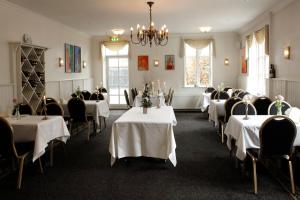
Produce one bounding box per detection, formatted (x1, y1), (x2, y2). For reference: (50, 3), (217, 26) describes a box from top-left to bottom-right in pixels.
(221, 123), (224, 143)
(103, 117), (106, 128)
(288, 160), (295, 194)
(50, 140), (54, 167)
(17, 157), (25, 190)
(252, 158), (257, 194)
(87, 122), (91, 141)
(38, 158), (44, 174)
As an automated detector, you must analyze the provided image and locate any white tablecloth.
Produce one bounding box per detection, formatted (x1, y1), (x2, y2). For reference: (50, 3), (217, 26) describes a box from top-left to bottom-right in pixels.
(133, 94), (166, 107)
(109, 106), (177, 166)
(224, 115), (300, 160)
(62, 100), (110, 126)
(200, 93), (211, 112)
(208, 100), (226, 127)
(6, 115), (70, 162)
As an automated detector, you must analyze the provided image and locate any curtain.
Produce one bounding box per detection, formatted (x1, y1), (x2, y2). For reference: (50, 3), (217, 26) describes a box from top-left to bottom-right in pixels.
(180, 38), (215, 57)
(99, 40), (130, 60)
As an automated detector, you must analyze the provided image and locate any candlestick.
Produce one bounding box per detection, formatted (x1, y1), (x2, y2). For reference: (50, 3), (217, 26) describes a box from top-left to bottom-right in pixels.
(43, 95), (46, 105)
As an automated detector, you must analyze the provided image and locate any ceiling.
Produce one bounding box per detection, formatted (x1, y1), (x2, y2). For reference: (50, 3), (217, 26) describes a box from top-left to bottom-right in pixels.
(7, 0), (282, 36)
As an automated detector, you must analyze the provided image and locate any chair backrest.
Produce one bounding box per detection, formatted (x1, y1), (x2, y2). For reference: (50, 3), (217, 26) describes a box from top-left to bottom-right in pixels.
(214, 91), (230, 100)
(13, 103), (33, 115)
(40, 97), (58, 108)
(237, 91), (250, 99)
(134, 88), (138, 97)
(259, 116), (296, 158)
(224, 97), (242, 122)
(210, 90), (218, 99)
(253, 96), (272, 115)
(131, 88), (137, 102)
(231, 101), (257, 115)
(205, 87), (215, 93)
(42, 102), (64, 116)
(0, 117), (17, 159)
(223, 87), (232, 92)
(168, 90), (174, 106)
(231, 89), (243, 97)
(99, 88), (107, 93)
(81, 90), (91, 100)
(124, 90), (131, 108)
(89, 93), (104, 100)
(71, 93), (84, 99)
(165, 88), (172, 103)
(268, 100), (291, 115)
(67, 98), (87, 122)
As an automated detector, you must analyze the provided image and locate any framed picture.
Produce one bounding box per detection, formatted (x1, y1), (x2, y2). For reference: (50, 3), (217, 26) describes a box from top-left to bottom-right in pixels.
(65, 43), (74, 73)
(138, 55), (149, 71)
(165, 55), (175, 70)
(241, 48), (247, 74)
(74, 46), (81, 73)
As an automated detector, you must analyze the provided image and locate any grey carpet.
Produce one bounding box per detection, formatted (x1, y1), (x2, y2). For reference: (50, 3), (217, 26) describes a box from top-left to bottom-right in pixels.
(0, 111), (295, 199)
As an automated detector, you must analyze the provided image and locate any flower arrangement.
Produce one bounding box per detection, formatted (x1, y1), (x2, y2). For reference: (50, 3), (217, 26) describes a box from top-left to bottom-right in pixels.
(216, 82), (225, 101)
(75, 86), (82, 98)
(275, 95), (284, 115)
(243, 95), (251, 120)
(141, 84), (152, 108)
(13, 97), (21, 119)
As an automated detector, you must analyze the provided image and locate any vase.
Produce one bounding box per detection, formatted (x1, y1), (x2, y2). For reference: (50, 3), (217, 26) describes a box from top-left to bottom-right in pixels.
(15, 107), (21, 120)
(143, 107), (148, 114)
(277, 107), (282, 115)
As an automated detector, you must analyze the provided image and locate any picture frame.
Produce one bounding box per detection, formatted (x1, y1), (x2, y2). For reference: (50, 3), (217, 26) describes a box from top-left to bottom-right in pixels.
(165, 55), (175, 70)
(241, 48), (247, 74)
(65, 43), (74, 73)
(74, 46), (81, 73)
(138, 55), (149, 71)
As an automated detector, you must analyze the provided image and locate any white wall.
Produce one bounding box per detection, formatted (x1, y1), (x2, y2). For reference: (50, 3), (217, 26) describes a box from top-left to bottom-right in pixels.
(91, 32), (240, 109)
(0, 0), (93, 111)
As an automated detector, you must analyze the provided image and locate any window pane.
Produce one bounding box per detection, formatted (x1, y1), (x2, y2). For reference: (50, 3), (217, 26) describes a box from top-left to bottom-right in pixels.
(105, 48), (118, 56)
(109, 87), (119, 95)
(118, 45), (129, 55)
(110, 96), (119, 104)
(185, 56), (197, 86)
(108, 58), (118, 67)
(119, 58), (128, 67)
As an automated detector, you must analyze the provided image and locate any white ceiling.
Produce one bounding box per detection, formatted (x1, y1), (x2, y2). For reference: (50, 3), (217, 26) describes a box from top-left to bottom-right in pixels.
(7, 0), (282, 36)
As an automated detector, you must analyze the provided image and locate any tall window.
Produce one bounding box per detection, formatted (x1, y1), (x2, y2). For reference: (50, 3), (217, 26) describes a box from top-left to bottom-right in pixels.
(104, 44), (129, 105)
(247, 30), (269, 95)
(184, 43), (212, 87)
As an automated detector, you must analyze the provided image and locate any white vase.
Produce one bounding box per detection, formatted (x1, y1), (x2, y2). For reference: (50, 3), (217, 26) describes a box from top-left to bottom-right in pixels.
(143, 107), (148, 114)
(277, 107), (282, 115)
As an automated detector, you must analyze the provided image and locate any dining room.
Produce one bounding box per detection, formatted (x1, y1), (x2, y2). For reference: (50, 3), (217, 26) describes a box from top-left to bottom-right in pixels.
(0, 0), (300, 199)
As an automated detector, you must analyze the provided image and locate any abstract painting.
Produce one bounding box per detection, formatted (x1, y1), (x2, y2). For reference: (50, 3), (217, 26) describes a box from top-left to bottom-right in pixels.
(138, 55), (149, 71)
(165, 55), (175, 70)
(74, 46), (81, 73)
(65, 43), (74, 73)
(241, 48), (247, 74)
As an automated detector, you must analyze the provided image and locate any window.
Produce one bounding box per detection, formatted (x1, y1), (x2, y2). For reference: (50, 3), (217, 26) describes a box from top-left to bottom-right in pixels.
(247, 35), (269, 95)
(104, 44), (129, 105)
(184, 43), (212, 87)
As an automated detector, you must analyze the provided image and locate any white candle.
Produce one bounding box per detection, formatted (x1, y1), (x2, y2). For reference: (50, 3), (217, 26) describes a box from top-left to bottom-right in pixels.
(43, 95), (46, 105)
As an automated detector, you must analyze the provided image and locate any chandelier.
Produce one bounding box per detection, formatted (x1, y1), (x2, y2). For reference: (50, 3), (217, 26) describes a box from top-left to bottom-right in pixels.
(130, 1), (168, 47)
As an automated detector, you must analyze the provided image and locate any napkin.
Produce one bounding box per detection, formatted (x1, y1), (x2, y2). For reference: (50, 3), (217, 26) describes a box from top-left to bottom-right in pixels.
(285, 107), (300, 124)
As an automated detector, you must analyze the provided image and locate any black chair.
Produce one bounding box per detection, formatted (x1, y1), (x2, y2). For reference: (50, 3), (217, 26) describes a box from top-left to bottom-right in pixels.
(0, 117), (43, 189)
(124, 90), (131, 109)
(231, 101), (257, 115)
(71, 93), (84, 99)
(231, 89), (243, 98)
(89, 93), (104, 101)
(214, 91), (230, 100)
(67, 98), (94, 141)
(98, 88), (107, 93)
(134, 88), (138, 97)
(237, 91), (250, 99)
(168, 90), (174, 106)
(223, 87), (232, 92)
(253, 97), (272, 115)
(218, 97), (242, 143)
(165, 88), (172, 103)
(210, 90), (218, 99)
(205, 87), (215, 93)
(81, 90), (91, 100)
(268, 100), (291, 115)
(131, 88), (137, 102)
(246, 116), (296, 194)
(13, 103), (34, 115)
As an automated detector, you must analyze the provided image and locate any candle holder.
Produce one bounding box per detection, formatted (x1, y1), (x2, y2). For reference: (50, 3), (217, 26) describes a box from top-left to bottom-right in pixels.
(243, 103), (249, 120)
(42, 105), (48, 120)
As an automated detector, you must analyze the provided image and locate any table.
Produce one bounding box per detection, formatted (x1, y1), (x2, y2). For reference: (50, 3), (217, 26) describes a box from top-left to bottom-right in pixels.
(62, 100), (110, 126)
(109, 106), (177, 166)
(6, 115), (70, 162)
(200, 93), (211, 111)
(208, 99), (226, 127)
(224, 115), (300, 160)
(133, 94), (166, 107)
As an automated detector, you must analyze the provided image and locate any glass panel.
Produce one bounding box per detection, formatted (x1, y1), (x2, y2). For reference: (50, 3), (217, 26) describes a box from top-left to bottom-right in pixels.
(185, 44), (196, 56)
(109, 87), (119, 95)
(185, 56), (196, 86)
(108, 58), (118, 68)
(118, 45), (129, 56)
(119, 58), (128, 67)
(105, 48), (118, 56)
(120, 95), (126, 104)
(110, 96), (119, 104)
(119, 68), (128, 76)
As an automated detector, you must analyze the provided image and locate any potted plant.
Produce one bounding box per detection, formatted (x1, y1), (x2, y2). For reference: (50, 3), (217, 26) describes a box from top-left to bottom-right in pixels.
(141, 84), (152, 114)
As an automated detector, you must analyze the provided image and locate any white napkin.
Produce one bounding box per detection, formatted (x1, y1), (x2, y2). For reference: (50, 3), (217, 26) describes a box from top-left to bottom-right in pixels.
(286, 107), (300, 124)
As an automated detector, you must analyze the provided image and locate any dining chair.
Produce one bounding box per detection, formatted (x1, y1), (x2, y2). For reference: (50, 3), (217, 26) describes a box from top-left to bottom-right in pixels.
(223, 87), (232, 92)
(268, 100), (291, 115)
(237, 91), (250, 99)
(67, 98), (94, 141)
(231, 89), (244, 98)
(168, 90), (174, 106)
(134, 88), (138, 97)
(98, 88), (107, 93)
(253, 96), (272, 115)
(124, 90), (132, 109)
(71, 93), (84, 99)
(205, 87), (215, 93)
(131, 88), (137, 102)
(165, 88), (172, 104)
(81, 90), (92, 100)
(90, 93), (104, 101)
(246, 116), (296, 194)
(231, 101), (257, 115)
(0, 117), (43, 189)
(210, 90), (218, 99)
(218, 97), (242, 143)
(214, 91), (230, 100)
(13, 103), (34, 115)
